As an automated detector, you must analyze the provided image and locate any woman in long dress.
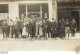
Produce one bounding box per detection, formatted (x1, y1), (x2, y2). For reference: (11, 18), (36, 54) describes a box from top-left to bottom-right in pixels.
(38, 19), (43, 38)
(25, 21), (29, 37)
(35, 19), (39, 37)
(9, 19), (14, 38)
(22, 23), (28, 38)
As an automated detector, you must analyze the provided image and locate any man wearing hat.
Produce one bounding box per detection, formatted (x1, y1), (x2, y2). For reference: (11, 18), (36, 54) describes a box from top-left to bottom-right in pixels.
(51, 18), (57, 39)
(46, 18), (51, 38)
(70, 18), (77, 36)
(17, 18), (23, 38)
(29, 18), (35, 39)
(65, 19), (70, 38)
(2, 20), (6, 38)
(5, 22), (10, 39)
(60, 18), (66, 39)
(42, 19), (48, 40)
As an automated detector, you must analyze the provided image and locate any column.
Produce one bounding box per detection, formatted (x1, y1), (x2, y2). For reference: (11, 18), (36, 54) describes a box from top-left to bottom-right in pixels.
(9, 3), (19, 22)
(26, 5), (28, 18)
(40, 4), (42, 18)
(48, 0), (53, 21)
(52, 1), (57, 21)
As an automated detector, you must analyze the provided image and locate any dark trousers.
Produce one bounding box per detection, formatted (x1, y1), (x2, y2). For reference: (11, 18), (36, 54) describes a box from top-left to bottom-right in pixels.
(12, 30), (15, 38)
(3, 31), (5, 38)
(47, 28), (51, 37)
(15, 32), (18, 38)
(60, 29), (65, 38)
(43, 29), (47, 38)
(15, 30), (19, 38)
(71, 30), (75, 36)
(30, 30), (35, 38)
(5, 32), (9, 38)
(51, 30), (56, 38)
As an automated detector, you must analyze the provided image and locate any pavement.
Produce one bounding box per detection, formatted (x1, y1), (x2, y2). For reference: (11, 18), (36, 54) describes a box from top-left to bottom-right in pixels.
(0, 33), (79, 51)
(0, 39), (80, 51)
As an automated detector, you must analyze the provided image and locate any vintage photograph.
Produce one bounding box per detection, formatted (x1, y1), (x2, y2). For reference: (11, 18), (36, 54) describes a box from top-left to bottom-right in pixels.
(0, 0), (80, 51)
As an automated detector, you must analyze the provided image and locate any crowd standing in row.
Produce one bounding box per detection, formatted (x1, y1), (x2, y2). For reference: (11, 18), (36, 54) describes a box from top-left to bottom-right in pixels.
(2, 16), (77, 40)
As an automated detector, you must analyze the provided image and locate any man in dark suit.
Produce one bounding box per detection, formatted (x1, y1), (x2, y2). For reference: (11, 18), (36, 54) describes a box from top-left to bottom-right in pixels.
(42, 19), (48, 40)
(33, 18), (36, 37)
(46, 18), (51, 38)
(11, 22), (15, 38)
(61, 19), (66, 29)
(14, 22), (19, 39)
(2, 20), (6, 38)
(65, 19), (70, 38)
(57, 19), (62, 38)
(5, 23), (10, 39)
(29, 18), (35, 39)
(60, 18), (66, 38)
(70, 18), (77, 36)
(17, 18), (23, 38)
(51, 18), (57, 39)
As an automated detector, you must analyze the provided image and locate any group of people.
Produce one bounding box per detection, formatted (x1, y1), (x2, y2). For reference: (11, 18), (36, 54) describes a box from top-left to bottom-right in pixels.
(58, 18), (77, 38)
(1, 16), (77, 40)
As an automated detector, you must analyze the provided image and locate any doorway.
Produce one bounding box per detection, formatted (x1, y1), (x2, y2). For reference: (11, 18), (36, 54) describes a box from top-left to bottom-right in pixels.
(71, 11), (79, 31)
(19, 4), (49, 19)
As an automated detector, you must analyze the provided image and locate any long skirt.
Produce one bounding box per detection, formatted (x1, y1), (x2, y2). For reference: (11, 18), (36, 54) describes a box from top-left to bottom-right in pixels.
(10, 27), (13, 38)
(22, 27), (28, 37)
(35, 24), (39, 36)
(39, 26), (43, 36)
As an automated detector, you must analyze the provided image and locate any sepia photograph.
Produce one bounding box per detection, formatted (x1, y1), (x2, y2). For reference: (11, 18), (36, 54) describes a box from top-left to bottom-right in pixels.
(0, 0), (80, 51)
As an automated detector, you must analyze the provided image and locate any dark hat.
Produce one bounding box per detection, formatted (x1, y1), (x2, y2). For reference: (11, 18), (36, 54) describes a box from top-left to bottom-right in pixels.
(42, 18), (45, 20)
(45, 18), (47, 20)
(66, 19), (68, 20)
(72, 17), (75, 19)
(52, 18), (54, 20)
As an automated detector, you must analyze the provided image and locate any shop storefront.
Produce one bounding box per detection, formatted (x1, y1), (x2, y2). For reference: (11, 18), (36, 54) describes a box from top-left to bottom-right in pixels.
(0, 0), (57, 23)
